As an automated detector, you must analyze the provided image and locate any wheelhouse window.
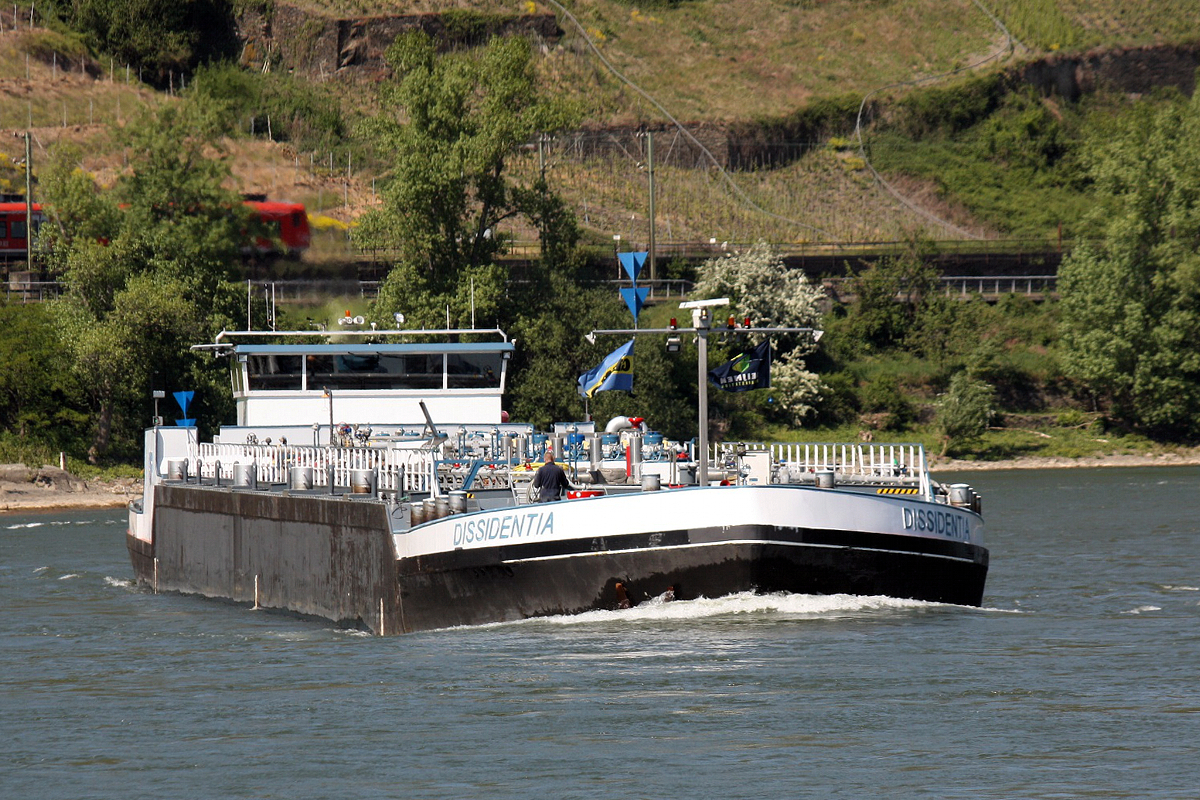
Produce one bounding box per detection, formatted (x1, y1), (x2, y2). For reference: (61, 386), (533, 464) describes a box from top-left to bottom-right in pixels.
(446, 352), (503, 389)
(306, 352), (444, 390)
(246, 355), (303, 390)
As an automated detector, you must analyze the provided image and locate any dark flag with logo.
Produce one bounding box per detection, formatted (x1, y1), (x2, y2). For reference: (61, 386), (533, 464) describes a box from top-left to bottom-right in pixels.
(578, 339), (635, 398)
(709, 340), (771, 392)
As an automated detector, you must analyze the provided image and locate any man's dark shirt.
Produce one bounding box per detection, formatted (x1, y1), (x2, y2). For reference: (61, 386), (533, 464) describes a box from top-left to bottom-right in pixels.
(532, 461), (570, 502)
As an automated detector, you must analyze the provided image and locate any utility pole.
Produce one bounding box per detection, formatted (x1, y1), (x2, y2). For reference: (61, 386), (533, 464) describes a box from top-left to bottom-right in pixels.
(647, 130), (656, 284)
(22, 131), (31, 269)
(587, 300), (822, 486)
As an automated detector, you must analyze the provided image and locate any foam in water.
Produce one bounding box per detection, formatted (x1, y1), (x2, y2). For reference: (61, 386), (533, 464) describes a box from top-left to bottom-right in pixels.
(1122, 605), (1163, 614)
(4, 518), (114, 531)
(471, 591), (943, 631)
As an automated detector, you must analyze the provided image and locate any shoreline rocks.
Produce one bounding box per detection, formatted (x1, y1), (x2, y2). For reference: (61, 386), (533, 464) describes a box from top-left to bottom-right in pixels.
(0, 464), (138, 512)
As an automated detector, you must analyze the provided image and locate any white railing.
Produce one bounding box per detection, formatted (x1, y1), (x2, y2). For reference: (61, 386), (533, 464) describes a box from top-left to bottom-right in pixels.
(194, 442), (439, 495)
(712, 441), (931, 498)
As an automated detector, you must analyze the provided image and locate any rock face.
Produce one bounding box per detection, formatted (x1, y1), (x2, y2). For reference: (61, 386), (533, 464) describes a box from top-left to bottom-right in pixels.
(229, 6), (1198, 174)
(236, 3), (561, 82)
(0, 464), (36, 484)
(0, 464), (88, 493)
(30, 466), (89, 493)
(0, 464), (138, 510)
(1016, 42), (1200, 101)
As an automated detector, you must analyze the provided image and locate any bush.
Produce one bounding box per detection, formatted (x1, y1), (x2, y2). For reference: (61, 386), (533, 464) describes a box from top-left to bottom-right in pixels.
(896, 73), (1006, 138)
(936, 373), (995, 456)
(19, 28), (91, 67)
(188, 62), (346, 151)
(810, 372), (860, 427)
(860, 375), (916, 430)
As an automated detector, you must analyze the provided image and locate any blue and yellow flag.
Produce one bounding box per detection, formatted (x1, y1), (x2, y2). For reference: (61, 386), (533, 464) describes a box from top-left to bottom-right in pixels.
(709, 340), (771, 392)
(578, 339), (635, 398)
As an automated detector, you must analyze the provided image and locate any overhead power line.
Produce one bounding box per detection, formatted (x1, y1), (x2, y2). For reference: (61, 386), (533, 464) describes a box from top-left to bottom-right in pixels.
(853, 1), (1021, 239)
(546, 0), (1022, 242)
(542, 0), (837, 241)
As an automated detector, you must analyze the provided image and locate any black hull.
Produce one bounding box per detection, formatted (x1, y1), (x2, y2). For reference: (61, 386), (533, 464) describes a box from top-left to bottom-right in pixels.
(130, 485), (988, 635)
(397, 528), (988, 632)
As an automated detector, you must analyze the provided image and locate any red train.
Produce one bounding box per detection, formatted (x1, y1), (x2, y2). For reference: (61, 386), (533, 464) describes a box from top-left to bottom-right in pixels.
(0, 201), (46, 259)
(243, 199), (312, 257)
(0, 199), (311, 260)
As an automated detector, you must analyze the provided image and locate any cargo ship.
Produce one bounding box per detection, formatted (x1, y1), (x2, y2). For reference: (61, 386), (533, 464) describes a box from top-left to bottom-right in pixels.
(126, 319), (988, 634)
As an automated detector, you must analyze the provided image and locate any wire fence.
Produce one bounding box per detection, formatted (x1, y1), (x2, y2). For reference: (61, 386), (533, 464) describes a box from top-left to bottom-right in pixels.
(0, 3), (1083, 247)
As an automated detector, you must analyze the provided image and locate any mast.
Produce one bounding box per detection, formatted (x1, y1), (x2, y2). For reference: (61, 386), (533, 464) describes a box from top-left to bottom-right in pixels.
(586, 300), (821, 486)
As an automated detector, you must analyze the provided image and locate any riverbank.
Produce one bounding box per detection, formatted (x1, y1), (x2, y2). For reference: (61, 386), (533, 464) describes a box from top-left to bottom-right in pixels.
(5, 450), (1200, 513)
(0, 465), (138, 513)
(931, 449), (1200, 472)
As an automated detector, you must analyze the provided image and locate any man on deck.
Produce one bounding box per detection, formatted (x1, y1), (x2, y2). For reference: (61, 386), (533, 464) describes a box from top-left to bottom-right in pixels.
(532, 450), (571, 502)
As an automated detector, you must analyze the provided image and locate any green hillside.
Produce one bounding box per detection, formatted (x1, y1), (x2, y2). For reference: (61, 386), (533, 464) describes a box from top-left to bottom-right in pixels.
(1, 1), (1197, 246)
(3, 0), (1200, 465)
(298, 0), (1197, 122)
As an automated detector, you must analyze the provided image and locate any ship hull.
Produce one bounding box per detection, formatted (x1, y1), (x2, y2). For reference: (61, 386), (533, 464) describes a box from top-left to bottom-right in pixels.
(128, 484), (987, 634)
(396, 528), (987, 632)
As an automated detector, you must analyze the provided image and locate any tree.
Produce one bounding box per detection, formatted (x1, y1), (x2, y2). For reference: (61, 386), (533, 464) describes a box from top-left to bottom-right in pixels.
(46, 0), (239, 86)
(835, 235), (956, 358)
(357, 31), (578, 291)
(187, 62), (347, 152)
(363, 31), (594, 431)
(1058, 90), (1200, 439)
(507, 280), (622, 430)
(693, 241), (826, 427)
(936, 373), (994, 456)
(42, 102), (248, 462)
(0, 302), (86, 448)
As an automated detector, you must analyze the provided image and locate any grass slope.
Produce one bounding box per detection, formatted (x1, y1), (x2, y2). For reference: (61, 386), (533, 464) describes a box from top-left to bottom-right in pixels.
(0, 2), (1195, 248)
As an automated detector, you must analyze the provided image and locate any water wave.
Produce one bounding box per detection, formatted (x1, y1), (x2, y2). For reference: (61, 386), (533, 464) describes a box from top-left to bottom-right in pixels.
(478, 591), (952, 631)
(1122, 605), (1163, 614)
(4, 517), (118, 531)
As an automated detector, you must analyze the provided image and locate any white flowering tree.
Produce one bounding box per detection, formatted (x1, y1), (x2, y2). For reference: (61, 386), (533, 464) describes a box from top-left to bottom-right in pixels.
(693, 241), (827, 425)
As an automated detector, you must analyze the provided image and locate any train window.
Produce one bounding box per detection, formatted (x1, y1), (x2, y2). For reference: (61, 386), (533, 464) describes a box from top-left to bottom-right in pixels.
(0, 221), (6, 238)
(447, 353), (503, 389)
(247, 355), (302, 390)
(12, 221), (25, 238)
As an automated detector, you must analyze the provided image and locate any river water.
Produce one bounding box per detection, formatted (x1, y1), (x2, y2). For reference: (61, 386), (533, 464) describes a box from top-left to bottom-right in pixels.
(2, 467), (1198, 799)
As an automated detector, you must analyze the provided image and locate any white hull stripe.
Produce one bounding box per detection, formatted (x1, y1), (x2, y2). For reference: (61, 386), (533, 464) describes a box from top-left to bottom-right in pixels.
(501, 538), (981, 566)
